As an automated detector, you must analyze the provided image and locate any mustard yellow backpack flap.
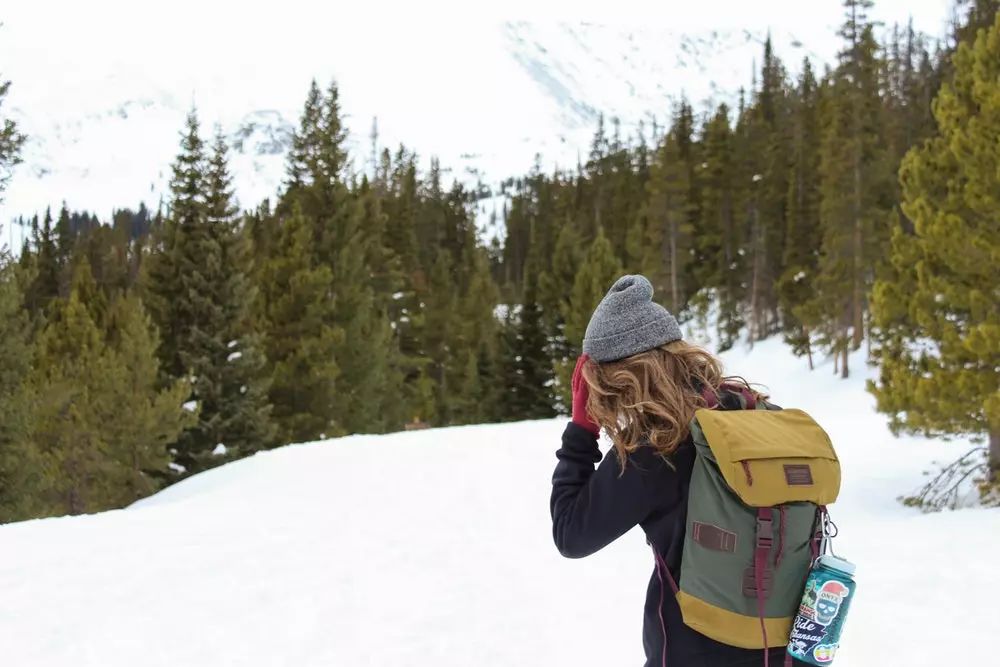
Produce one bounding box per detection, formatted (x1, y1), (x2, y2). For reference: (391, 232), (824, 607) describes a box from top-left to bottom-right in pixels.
(673, 399), (840, 650)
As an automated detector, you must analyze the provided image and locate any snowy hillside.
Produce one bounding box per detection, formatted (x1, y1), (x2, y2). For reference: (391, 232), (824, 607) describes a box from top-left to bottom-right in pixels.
(0, 0), (953, 246)
(0, 337), (994, 666)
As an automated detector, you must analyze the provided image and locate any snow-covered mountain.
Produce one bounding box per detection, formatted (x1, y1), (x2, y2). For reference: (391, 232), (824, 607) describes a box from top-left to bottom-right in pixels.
(0, 1), (953, 248)
(0, 333), (994, 666)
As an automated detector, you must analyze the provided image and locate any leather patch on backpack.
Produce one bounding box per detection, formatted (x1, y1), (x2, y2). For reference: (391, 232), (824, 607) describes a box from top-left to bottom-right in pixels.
(784, 464), (814, 486)
(692, 522), (737, 553)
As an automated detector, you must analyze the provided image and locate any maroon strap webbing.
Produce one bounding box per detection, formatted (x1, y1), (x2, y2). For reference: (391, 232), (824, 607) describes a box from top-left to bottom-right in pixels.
(701, 382), (758, 410)
(754, 507), (774, 667)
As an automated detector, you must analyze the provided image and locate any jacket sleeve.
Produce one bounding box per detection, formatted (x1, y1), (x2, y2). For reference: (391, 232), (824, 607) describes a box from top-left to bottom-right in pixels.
(550, 422), (659, 559)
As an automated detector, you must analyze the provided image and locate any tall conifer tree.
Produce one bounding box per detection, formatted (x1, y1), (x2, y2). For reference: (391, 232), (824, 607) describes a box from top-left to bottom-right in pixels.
(779, 59), (823, 364)
(257, 204), (342, 443)
(0, 254), (39, 520)
(871, 12), (1000, 482)
(146, 113), (274, 472)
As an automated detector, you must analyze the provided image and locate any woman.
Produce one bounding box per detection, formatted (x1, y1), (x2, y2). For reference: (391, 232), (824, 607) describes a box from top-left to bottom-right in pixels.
(550, 274), (804, 666)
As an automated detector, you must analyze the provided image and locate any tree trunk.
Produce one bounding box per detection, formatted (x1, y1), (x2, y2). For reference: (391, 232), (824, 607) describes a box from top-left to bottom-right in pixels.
(852, 159), (864, 351)
(804, 326), (814, 371)
(865, 311), (873, 362)
(749, 203), (761, 345)
(989, 427), (1000, 483)
(840, 334), (850, 379)
(669, 211), (678, 314)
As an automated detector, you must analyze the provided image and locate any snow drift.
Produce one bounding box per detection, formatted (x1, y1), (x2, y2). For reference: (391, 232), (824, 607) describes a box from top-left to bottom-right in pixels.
(0, 336), (995, 666)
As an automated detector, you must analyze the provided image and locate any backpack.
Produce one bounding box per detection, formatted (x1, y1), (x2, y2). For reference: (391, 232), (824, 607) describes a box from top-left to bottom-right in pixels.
(653, 386), (841, 665)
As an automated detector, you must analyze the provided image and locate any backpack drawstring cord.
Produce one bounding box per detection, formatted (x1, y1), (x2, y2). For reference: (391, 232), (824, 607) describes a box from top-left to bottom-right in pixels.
(651, 545), (678, 667)
(775, 505), (787, 568)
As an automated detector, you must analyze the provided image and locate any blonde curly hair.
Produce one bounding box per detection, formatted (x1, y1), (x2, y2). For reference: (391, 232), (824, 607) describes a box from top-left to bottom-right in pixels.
(581, 340), (761, 472)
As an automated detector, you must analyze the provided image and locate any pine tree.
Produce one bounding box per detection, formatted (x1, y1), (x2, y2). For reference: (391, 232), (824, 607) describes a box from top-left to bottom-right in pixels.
(145, 109), (207, 383)
(286, 80), (323, 190)
(952, 0), (1000, 49)
(283, 80), (353, 262)
(538, 220), (582, 379)
(778, 59), (823, 365)
(504, 269), (556, 420)
(808, 0), (892, 376)
(0, 253), (40, 520)
(26, 266), (110, 515)
(746, 36), (792, 341)
(257, 204), (342, 443)
(201, 130), (276, 459)
(643, 107), (696, 314)
(559, 229), (622, 408)
(318, 81), (349, 189)
(55, 203), (74, 276)
(25, 264), (190, 516)
(870, 12), (1000, 481)
(443, 249), (501, 425)
(101, 293), (192, 503)
(379, 148), (427, 423)
(146, 113), (274, 472)
(421, 248), (457, 424)
(26, 208), (60, 315)
(0, 71), (25, 199)
(356, 178), (409, 430)
(328, 191), (395, 433)
(695, 104), (744, 350)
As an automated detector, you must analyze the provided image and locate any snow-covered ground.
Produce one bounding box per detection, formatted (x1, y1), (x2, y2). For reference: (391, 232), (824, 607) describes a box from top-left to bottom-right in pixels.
(0, 336), (994, 666)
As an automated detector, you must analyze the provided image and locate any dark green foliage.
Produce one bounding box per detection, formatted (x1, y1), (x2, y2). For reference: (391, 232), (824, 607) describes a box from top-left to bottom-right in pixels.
(0, 254), (37, 520)
(951, 0), (1000, 50)
(643, 105), (697, 315)
(502, 272), (556, 420)
(257, 204), (342, 443)
(778, 60), (823, 362)
(870, 12), (1000, 484)
(694, 104), (744, 351)
(556, 229), (623, 409)
(794, 1), (897, 376)
(100, 293), (194, 501)
(145, 112), (274, 473)
(26, 209), (60, 315)
(18, 264), (191, 518)
(198, 131), (276, 461)
(327, 190), (396, 434)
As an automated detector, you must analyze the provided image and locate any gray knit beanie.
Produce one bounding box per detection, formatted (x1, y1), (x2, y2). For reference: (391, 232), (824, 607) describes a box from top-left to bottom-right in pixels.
(581, 274), (683, 362)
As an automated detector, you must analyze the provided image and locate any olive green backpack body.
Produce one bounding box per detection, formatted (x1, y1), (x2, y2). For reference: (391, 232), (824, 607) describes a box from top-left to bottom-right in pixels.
(656, 389), (841, 657)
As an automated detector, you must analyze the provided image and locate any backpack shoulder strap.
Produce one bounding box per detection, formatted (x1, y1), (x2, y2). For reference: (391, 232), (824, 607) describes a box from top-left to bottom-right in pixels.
(701, 382), (758, 410)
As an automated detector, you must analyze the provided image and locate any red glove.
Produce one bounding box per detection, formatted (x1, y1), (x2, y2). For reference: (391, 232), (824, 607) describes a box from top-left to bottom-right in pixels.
(571, 354), (600, 437)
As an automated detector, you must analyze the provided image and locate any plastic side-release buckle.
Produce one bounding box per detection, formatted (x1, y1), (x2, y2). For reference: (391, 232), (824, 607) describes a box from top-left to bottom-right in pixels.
(755, 515), (774, 549)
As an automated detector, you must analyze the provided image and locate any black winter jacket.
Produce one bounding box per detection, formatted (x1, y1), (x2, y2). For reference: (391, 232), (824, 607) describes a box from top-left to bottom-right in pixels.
(550, 415), (807, 667)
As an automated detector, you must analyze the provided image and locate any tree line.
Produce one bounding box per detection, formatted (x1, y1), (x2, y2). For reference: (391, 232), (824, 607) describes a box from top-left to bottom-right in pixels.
(0, 0), (997, 520)
(499, 0), (999, 492)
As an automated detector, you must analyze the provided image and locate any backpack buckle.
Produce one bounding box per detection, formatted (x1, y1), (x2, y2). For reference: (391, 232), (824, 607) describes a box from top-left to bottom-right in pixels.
(755, 515), (774, 549)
